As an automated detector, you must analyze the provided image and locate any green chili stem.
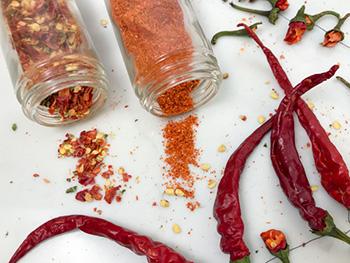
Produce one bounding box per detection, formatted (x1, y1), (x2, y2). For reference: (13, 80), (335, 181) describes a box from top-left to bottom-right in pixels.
(291, 5), (306, 23)
(335, 13), (350, 30)
(313, 214), (350, 246)
(275, 248), (290, 263)
(231, 256), (251, 263)
(230, 3), (271, 17)
(337, 76), (350, 89)
(310, 10), (340, 22)
(211, 22), (262, 45)
(267, 0), (278, 6)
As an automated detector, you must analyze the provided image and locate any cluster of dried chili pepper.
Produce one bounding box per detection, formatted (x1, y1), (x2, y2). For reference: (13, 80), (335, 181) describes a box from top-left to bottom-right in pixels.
(213, 24), (350, 263)
(285, 5), (350, 47)
(223, 1), (349, 48)
(1, 0), (96, 120)
(58, 129), (131, 204)
(9, 215), (192, 263)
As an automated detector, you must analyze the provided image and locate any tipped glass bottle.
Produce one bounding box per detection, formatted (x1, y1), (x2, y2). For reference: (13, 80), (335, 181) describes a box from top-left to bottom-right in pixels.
(107, 0), (222, 117)
(0, 0), (109, 126)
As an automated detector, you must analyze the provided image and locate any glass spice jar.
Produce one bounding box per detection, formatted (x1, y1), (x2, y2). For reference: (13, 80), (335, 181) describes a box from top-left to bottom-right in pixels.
(0, 0), (109, 126)
(107, 0), (222, 117)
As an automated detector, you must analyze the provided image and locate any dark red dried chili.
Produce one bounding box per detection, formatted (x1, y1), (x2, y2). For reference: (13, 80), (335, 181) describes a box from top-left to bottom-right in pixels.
(240, 23), (350, 243)
(9, 215), (192, 263)
(214, 66), (339, 263)
(240, 23), (350, 210)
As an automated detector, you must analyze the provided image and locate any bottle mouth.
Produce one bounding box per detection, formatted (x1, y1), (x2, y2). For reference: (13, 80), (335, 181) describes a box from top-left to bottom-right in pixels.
(135, 48), (222, 117)
(16, 55), (109, 126)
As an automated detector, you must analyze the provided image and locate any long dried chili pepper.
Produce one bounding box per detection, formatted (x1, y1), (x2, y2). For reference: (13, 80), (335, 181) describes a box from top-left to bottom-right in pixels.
(239, 23), (350, 243)
(239, 23), (350, 210)
(214, 67), (341, 263)
(9, 215), (192, 263)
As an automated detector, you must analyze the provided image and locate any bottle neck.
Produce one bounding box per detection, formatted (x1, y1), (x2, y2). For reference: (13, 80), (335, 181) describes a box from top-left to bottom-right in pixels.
(135, 48), (222, 117)
(16, 54), (109, 126)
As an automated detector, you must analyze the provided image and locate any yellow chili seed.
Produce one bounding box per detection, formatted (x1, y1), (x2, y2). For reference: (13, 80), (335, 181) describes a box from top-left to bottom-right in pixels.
(307, 100), (315, 110)
(175, 188), (185, 197)
(160, 199), (170, 208)
(172, 224), (182, 234)
(258, 115), (266, 124)
(222, 73), (229, 79)
(217, 144), (227, 153)
(165, 188), (175, 196)
(311, 185), (319, 192)
(270, 90), (279, 100)
(201, 163), (211, 172)
(331, 121), (342, 130)
(208, 179), (217, 189)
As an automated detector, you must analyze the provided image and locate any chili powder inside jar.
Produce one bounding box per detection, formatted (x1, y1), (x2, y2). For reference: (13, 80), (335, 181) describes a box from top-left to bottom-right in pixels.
(0, 0), (109, 125)
(108, 0), (221, 116)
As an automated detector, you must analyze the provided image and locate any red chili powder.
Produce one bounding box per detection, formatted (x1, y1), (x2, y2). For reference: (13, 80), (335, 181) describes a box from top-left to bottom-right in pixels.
(162, 115), (199, 198)
(110, 0), (199, 115)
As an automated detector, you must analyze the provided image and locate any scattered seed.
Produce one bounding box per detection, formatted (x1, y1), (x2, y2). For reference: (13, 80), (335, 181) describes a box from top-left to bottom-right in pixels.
(160, 199), (170, 208)
(311, 185), (319, 192)
(307, 100), (315, 110)
(270, 90), (279, 100)
(331, 121), (342, 130)
(257, 115), (266, 124)
(208, 179), (217, 189)
(200, 163), (211, 172)
(165, 188), (175, 196)
(217, 144), (227, 153)
(43, 178), (50, 184)
(222, 73), (229, 79)
(100, 19), (108, 28)
(175, 188), (185, 197)
(172, 224), (182, 234)
(239, 115), (247, 121)
(66, 186), (78, 194)
(11, 123), (17, 131)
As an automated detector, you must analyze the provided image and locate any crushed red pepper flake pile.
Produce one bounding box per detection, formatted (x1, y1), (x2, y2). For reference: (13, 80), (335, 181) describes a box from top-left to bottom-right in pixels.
(162, 115), (200, 204)
(58, 129), (131, 204)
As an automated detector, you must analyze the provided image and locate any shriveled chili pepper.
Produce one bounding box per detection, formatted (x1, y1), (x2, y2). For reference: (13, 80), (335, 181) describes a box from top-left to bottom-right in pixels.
(214, 67), (340, 263)
(260, 229), (290, 263)
(322, 13), (350, 47)
(239, 23), (350, 243)
(239, 23), (350, 210)
(9, 215), (192, 263)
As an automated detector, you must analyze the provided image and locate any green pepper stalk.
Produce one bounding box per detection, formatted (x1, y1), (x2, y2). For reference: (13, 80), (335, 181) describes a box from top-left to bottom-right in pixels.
(322, 13), (350, 47)
(230, 257), (250, 263)
(313, 214), (350, 245)
(305, 10), (340, 30)
(337, 76), (350, 88)
(229, 3), (281, 24)
(261, 229), (290, 263)
(211, 22), (262, 45)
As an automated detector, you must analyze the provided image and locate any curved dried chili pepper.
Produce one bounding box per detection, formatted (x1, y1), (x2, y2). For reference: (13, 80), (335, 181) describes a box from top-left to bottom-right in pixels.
(239, 23), (350, 210)
(214, 66), (341, 263)
(9, 215), (192, 263)
(239, 23), (350, 243)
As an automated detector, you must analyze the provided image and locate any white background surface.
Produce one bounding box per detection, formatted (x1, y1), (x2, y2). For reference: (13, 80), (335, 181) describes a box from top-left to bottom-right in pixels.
(1, 0), (350, 262)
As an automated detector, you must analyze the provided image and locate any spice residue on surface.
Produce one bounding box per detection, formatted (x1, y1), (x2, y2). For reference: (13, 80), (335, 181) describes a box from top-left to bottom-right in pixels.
(58, 129), (131, 204)
(162, 115), (199, 202)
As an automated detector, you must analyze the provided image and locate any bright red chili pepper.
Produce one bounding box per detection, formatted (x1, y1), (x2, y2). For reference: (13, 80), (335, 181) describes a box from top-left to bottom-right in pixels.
(9, 215), (192, 263)
(284, 21), (307, 45)
(239, 23), (350, 210)
(275, 0), (289, 11)
(214, 67), (340, 262)
(260, 229), (287, 254)
(239, 23), (350, 244)
(322, 30), (344, 47)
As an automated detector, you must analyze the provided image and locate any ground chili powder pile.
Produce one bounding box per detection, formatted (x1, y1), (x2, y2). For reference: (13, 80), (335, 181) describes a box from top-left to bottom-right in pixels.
(58, 129), (131, 204)
(162, 115), (199, 198)
(110, 0), (200, 115)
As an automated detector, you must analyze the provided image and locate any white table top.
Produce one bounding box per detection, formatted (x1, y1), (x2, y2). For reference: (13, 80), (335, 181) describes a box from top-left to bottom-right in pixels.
(1, 0), (349, 262)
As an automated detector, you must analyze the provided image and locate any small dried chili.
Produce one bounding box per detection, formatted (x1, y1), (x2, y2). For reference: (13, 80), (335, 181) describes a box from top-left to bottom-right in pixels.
(260, 229), (290, 263)
(240, 23), (350, 243)
(240, 24), (350, 210)
(9, 215), (192, 263)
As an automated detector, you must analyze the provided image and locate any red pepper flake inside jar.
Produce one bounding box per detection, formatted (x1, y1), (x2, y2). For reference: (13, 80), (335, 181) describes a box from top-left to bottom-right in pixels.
(162, 115), (199, 200)
(109, 0), (221, 116)
(0, 0), (108, 125)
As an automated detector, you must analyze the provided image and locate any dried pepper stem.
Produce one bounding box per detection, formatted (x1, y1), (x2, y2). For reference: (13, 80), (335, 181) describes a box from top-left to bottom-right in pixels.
(306, 10), (340, 30)
(337, 76), (350, 88)
(230, 258), (250, 263)
(211, 22), (262, 45)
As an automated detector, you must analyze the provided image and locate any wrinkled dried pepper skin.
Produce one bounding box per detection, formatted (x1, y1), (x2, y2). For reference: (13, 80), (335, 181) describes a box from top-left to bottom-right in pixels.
(214, 66), (341, 261)
(9, 215), (192, 263)
(271, 78), (328, 231)
(238, 23), (350, 210)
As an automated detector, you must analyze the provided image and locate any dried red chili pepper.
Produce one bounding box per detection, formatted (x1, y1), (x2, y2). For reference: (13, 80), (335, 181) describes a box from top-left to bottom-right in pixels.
(9, 215), (192, 263)
(260, 229), (290, 263)
(214, 66), (339, 263)
(240, 23), (350, 210)
(322, 14), (350, 47)
(240, 23), (350, 243)
(284, 6), (308, 45)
